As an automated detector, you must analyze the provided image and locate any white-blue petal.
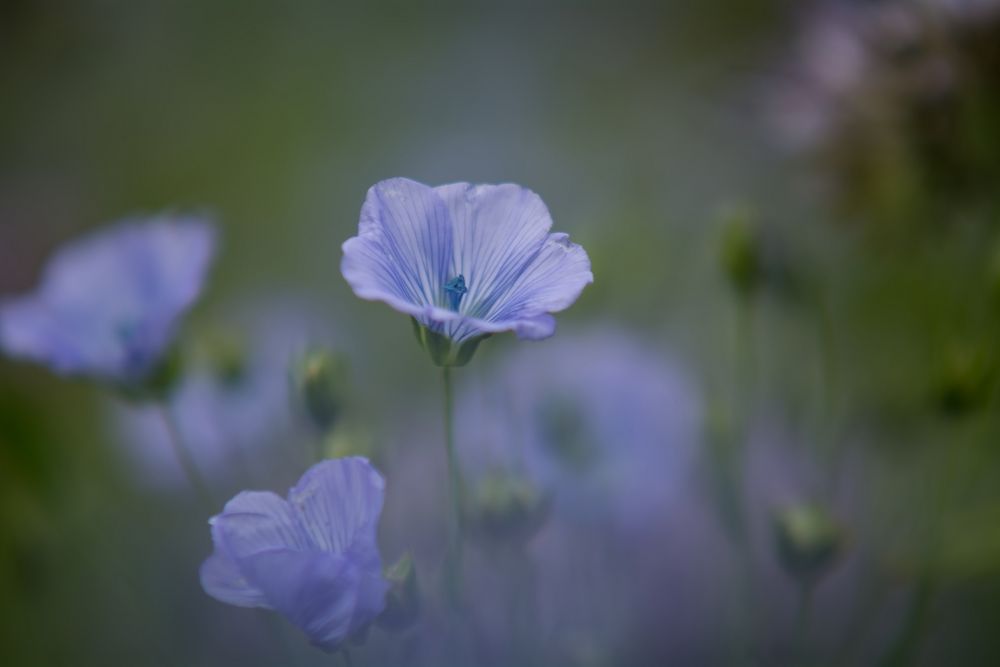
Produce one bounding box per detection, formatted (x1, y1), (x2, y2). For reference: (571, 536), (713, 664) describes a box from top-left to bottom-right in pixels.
(199, 551), (270, 609)
(211, 490), (313, 559)
(242, 549), (365, 652)
(341, 178), (454, 319)
(434, 183), (592, 341)
(287, 457), (385, 554)
(0, 215), (215, 381)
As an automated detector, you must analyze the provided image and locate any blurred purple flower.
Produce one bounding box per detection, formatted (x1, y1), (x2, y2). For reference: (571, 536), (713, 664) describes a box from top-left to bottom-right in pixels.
(457, 328), (701, 531)
(201, 457), (389, 652)
(341, 177), (592, 344)
(111, 302), (327, 489)
(0, 216), (215, 384)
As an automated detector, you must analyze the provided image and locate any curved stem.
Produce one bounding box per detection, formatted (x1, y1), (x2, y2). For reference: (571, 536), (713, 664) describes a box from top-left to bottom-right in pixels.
(157, 403), (213, 508)
(442, 367), (464, 606)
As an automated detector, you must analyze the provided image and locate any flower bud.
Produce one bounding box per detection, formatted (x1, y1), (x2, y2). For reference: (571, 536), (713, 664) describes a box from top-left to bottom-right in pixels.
(292, 348), (348, 432)
(201, 330), (248, 388)
(411, 318), (489, 367)
(718, 206), (763, 298)
(773, 503), (844, 584)
(934, 344), (992, 418)
(119, 344), (184, 402)
(464, 472), (550, 546)
(376, 552), (420, 633)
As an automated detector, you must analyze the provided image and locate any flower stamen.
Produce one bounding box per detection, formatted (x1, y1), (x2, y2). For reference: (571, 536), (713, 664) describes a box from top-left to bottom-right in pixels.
(444, 274), (468, 311)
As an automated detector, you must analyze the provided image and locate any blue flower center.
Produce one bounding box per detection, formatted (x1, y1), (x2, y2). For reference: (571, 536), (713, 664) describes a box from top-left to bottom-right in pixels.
(444, 274), (468, 311)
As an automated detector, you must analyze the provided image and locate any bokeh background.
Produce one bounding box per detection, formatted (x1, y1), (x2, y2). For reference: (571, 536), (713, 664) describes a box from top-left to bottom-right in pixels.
(3, 1), (1000, 665)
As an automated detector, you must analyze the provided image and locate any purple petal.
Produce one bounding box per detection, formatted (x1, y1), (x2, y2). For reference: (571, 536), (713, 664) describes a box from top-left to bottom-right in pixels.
(199, 551), (269, 609)
(434, 183), (591, 342)
(341, 178), (454, 320)
(241, 549), (368, 652)
(288, 457), (385, 554)
(0, 215), (216, 381)
(210, 491), (313, 559)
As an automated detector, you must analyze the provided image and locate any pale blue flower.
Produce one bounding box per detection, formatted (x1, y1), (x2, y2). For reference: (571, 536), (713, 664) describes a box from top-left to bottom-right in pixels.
(0, 215), (215, 385)
(200, 457), (389, 652)
(341, 178), (592, 345)
(111, 301), (328, 489)
(457, 329), (701, 531)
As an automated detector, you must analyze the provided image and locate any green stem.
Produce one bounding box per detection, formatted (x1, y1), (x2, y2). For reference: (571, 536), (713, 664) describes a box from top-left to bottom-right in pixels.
(157, 403), (213, 508)
(442, 366), (464, 606)
(879, 576), (935, 667)
(792, 582), (814, 663)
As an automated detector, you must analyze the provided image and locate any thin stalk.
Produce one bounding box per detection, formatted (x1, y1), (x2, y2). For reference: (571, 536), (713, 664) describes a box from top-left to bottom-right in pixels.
(792, 582), (814, 663)
(879, 575), (935, 667)
(157, 403), (213, 508)
(442, 366), (464, 606)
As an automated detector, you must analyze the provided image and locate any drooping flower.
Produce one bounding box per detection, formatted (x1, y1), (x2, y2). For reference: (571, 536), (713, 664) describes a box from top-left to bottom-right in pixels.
(200, 457), (389, 652)
(341, 178), (592, 365)
(0, 215), (216, 387)
(111, 301), (330, 489)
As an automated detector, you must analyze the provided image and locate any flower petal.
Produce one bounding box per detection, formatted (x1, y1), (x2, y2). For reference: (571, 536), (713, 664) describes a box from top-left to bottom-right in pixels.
(341, 178), (454, 317)
(210, 491), (313, 559)
(199, 551), (269, 609)
(242, 549), (370, 652)
(287, 457), (385, 554)
(0, 215), (216, 381)
(433, 183), (592, 341)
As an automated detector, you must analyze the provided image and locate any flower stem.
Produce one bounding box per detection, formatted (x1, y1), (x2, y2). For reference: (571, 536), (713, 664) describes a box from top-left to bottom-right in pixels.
(442, 366), (464, 606)
(157, 403), (213, 508)
(792, 582), (814, 663)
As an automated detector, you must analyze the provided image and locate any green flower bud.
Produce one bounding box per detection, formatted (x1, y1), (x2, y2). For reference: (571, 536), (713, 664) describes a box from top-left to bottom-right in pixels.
(377, 552), (420, 633)
(118, 344), (184, 402)
(773, 503), (844, 584)
(718, 206), (762, 298)
(292, 348), (349, 432)
(411, 318), (489, 367)
(934, 344), (992, 418)
(201, 330), (249, 388)
(464, 472), (550, 546)
(323, 426), (378, 463)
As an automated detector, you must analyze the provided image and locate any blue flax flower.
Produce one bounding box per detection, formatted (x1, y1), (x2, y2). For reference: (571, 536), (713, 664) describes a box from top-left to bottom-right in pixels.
(200, 457), (389, 652)
(0, 215), (215, 386)
(341, 178), (592, 363)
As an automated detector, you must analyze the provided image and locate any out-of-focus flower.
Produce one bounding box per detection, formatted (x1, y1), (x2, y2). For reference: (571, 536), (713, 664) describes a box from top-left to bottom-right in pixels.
(457, 329), (701, 531)
(341, 178), (592, 365)
(768, 0), (1000, 222)
(112, 304), (329, 488)
(200, 457), (389, 652)
(0, 216), (215, 388)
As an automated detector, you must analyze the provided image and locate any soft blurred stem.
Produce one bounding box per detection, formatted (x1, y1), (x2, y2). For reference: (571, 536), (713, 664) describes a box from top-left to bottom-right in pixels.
(879, 575), (936, 667)
(156, 403), (213, 508)
(340, 647), (353, 667)
(792, 582), (814, 663)
(442, 366), (465, 606)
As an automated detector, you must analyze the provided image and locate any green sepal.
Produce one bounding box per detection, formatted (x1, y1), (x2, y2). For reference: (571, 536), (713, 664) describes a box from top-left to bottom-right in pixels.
(410, 318), (489, 367)
(376, 551), (421, 633)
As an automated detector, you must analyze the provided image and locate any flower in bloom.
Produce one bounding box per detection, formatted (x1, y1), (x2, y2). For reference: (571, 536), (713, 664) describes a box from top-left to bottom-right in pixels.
(0, 215), (215, 385)
(200, 457), (389, 652)
(341, 178), (592, 361)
